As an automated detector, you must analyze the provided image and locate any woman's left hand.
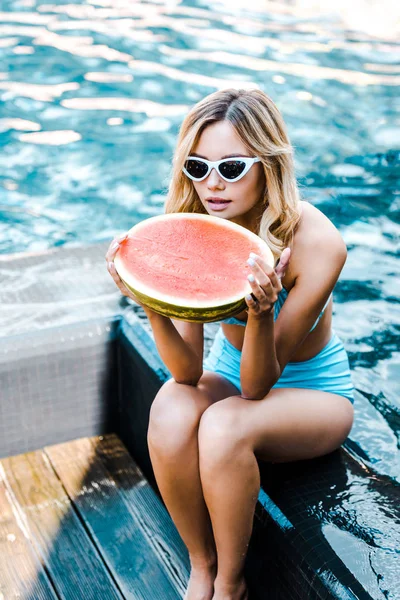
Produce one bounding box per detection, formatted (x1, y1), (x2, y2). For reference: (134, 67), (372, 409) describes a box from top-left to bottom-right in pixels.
(244, 247), (291, 319)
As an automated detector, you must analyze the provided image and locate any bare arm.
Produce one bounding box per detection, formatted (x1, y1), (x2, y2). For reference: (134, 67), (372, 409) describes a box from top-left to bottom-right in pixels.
(240, 311), (280, 400)
(147, 314), (204, 386)
(105, 233), (204, 386)
(240, 231), (347, 400)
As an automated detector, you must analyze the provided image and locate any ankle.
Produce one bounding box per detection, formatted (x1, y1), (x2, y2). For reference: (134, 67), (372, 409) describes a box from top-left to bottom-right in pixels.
(190, 552), (217, 571)
(213, 574), (245, 592)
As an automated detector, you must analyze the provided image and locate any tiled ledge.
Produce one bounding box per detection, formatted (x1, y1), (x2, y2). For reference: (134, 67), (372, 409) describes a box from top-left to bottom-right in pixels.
(0, 241), (218, 345)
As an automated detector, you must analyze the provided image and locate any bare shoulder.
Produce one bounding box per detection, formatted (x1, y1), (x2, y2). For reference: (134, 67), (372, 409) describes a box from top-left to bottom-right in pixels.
(287, 201), (347, 284)
(299, 200), (346, 247)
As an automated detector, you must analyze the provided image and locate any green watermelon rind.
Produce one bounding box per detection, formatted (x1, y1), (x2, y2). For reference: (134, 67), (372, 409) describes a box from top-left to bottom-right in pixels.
(123, 281), (248, 323)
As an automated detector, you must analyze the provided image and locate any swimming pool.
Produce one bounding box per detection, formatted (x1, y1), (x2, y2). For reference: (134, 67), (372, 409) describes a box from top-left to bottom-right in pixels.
(0, 1), (399, 595)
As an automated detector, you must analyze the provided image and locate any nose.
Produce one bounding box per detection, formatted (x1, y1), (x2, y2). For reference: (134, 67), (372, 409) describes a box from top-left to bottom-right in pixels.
(206, 167), (225, 190)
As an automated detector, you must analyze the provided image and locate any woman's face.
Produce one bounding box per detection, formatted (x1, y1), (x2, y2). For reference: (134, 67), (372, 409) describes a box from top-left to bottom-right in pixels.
(190, 120), (266, 231)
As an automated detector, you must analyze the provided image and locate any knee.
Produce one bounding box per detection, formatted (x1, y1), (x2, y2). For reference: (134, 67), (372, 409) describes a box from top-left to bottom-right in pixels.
(147, 378), (211, 453)
(198, 397), (244, 466)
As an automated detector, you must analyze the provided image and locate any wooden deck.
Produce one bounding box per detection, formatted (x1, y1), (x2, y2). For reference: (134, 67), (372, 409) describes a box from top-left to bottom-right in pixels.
(0, 433), (190, 600)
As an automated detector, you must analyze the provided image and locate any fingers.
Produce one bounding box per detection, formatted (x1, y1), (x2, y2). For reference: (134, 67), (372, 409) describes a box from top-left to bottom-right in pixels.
(116, 231), (129, 242)
(249, 247), (291, 286)
(245, 291), (258, 310)
(246, 270), (278, 306)
(105, 231), (148, 309)
(246, 273), (265, 303)
(107, 260), (130, 297)
(107, 258), (146, 308)
(245, 274), (274, 317)
(105, 231), (129, 263)
(245, 249), (291, 315)
(275, 247), (291, 279)
(247, 253), (281, 292)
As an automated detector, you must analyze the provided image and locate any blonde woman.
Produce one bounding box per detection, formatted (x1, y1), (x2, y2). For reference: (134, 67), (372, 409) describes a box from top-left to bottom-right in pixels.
(106, 89), (355, 600)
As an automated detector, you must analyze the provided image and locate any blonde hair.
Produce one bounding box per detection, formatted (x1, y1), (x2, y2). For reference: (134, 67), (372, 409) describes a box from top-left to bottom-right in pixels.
(164, 88), (302, 264)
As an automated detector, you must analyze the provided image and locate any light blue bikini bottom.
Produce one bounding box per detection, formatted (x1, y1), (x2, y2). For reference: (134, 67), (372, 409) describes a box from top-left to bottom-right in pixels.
(203, 328), (355, 404)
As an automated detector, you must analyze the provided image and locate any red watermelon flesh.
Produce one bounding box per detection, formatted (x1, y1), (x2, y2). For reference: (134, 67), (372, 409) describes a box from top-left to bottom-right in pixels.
(116, 215), (272, 304)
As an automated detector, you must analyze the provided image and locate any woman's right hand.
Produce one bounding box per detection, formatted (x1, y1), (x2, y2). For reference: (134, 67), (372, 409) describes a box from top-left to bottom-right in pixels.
(105, 232), (150, 311)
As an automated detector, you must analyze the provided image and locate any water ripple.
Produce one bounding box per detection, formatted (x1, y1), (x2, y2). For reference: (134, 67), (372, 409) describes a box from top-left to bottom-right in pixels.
(160, 45), (400, 86)
(19, 130), (81, 145)
(0, 0), (399, 498)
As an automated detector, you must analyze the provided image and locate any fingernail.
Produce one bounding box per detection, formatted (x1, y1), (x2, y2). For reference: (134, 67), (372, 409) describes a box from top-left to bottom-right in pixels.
(249, 252), (257, 259)
(247, 258), (255, 267)
(110, 242), (119, 251)
(108, 261), (114, 270)
(248, 274), (255, 282)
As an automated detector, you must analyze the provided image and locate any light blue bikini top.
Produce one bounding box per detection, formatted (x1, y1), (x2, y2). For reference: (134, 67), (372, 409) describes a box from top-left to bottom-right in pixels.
(220, 286), (332, 332)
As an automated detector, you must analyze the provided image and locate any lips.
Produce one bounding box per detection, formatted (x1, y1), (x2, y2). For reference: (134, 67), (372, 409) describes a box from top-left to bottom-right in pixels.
(206, 198), (232, 211)
(206, 197), (231, 204)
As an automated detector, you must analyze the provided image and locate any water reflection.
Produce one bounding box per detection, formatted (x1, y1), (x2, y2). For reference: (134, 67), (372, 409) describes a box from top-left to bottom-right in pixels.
(0, 0), (399, 510)
(0, 3), (399, 597)
(0, 118), (40, 131)
(0, 80), (80, 101)
(19, 130), (82, 144)
(160, 44), (400, 86)
(259, 446), (400, 599)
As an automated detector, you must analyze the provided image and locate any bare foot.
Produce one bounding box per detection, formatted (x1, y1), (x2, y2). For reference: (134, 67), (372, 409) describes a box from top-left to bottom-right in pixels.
(212, 576), (248, 600)
(184, 563), (218, 600)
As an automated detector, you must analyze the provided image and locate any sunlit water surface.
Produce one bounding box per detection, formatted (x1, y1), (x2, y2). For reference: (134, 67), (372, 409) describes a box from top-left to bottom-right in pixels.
(0, 1), (399, 596)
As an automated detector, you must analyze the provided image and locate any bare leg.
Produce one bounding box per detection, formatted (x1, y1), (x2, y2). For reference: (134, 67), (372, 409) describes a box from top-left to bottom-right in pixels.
(203, 447), (256, 600)
(198, 407), (256, 600)
(197, 389), (353, 600)
(147, 375), (240, 600)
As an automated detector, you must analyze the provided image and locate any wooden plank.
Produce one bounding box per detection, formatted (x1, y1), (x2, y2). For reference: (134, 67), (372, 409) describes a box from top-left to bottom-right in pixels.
(0, 465), (59, 600)
(1, 449), (123, 600)
(91, 434), (190, 591)
(45, 434), (184, 600)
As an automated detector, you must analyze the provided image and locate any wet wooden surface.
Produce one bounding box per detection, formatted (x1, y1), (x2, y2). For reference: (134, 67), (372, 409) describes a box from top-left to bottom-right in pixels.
(0, 433), (189, 600)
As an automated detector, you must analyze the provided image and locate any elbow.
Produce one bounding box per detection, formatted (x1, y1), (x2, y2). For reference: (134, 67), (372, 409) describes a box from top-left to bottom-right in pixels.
(240, 388), (270, 401)
(174, 368), (203, 387)
(240, 380), (273, 400)
(240, 367), (281, 401)
(174, 378), (201, 387)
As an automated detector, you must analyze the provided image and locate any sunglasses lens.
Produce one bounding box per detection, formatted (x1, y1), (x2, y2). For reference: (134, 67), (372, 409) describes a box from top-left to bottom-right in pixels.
(185, 159), (208, 180)
(219, 160), (246, 180)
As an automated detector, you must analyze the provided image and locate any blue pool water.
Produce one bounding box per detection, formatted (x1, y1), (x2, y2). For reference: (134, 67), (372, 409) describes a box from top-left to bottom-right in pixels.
(0, 1), (399, 595)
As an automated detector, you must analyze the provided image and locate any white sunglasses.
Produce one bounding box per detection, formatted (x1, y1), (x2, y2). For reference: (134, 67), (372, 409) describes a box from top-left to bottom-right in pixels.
(183, 156), (261, 183)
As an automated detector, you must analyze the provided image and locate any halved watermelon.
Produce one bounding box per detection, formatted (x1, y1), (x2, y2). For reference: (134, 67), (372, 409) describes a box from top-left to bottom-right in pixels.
(113, 213), (274, 322)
